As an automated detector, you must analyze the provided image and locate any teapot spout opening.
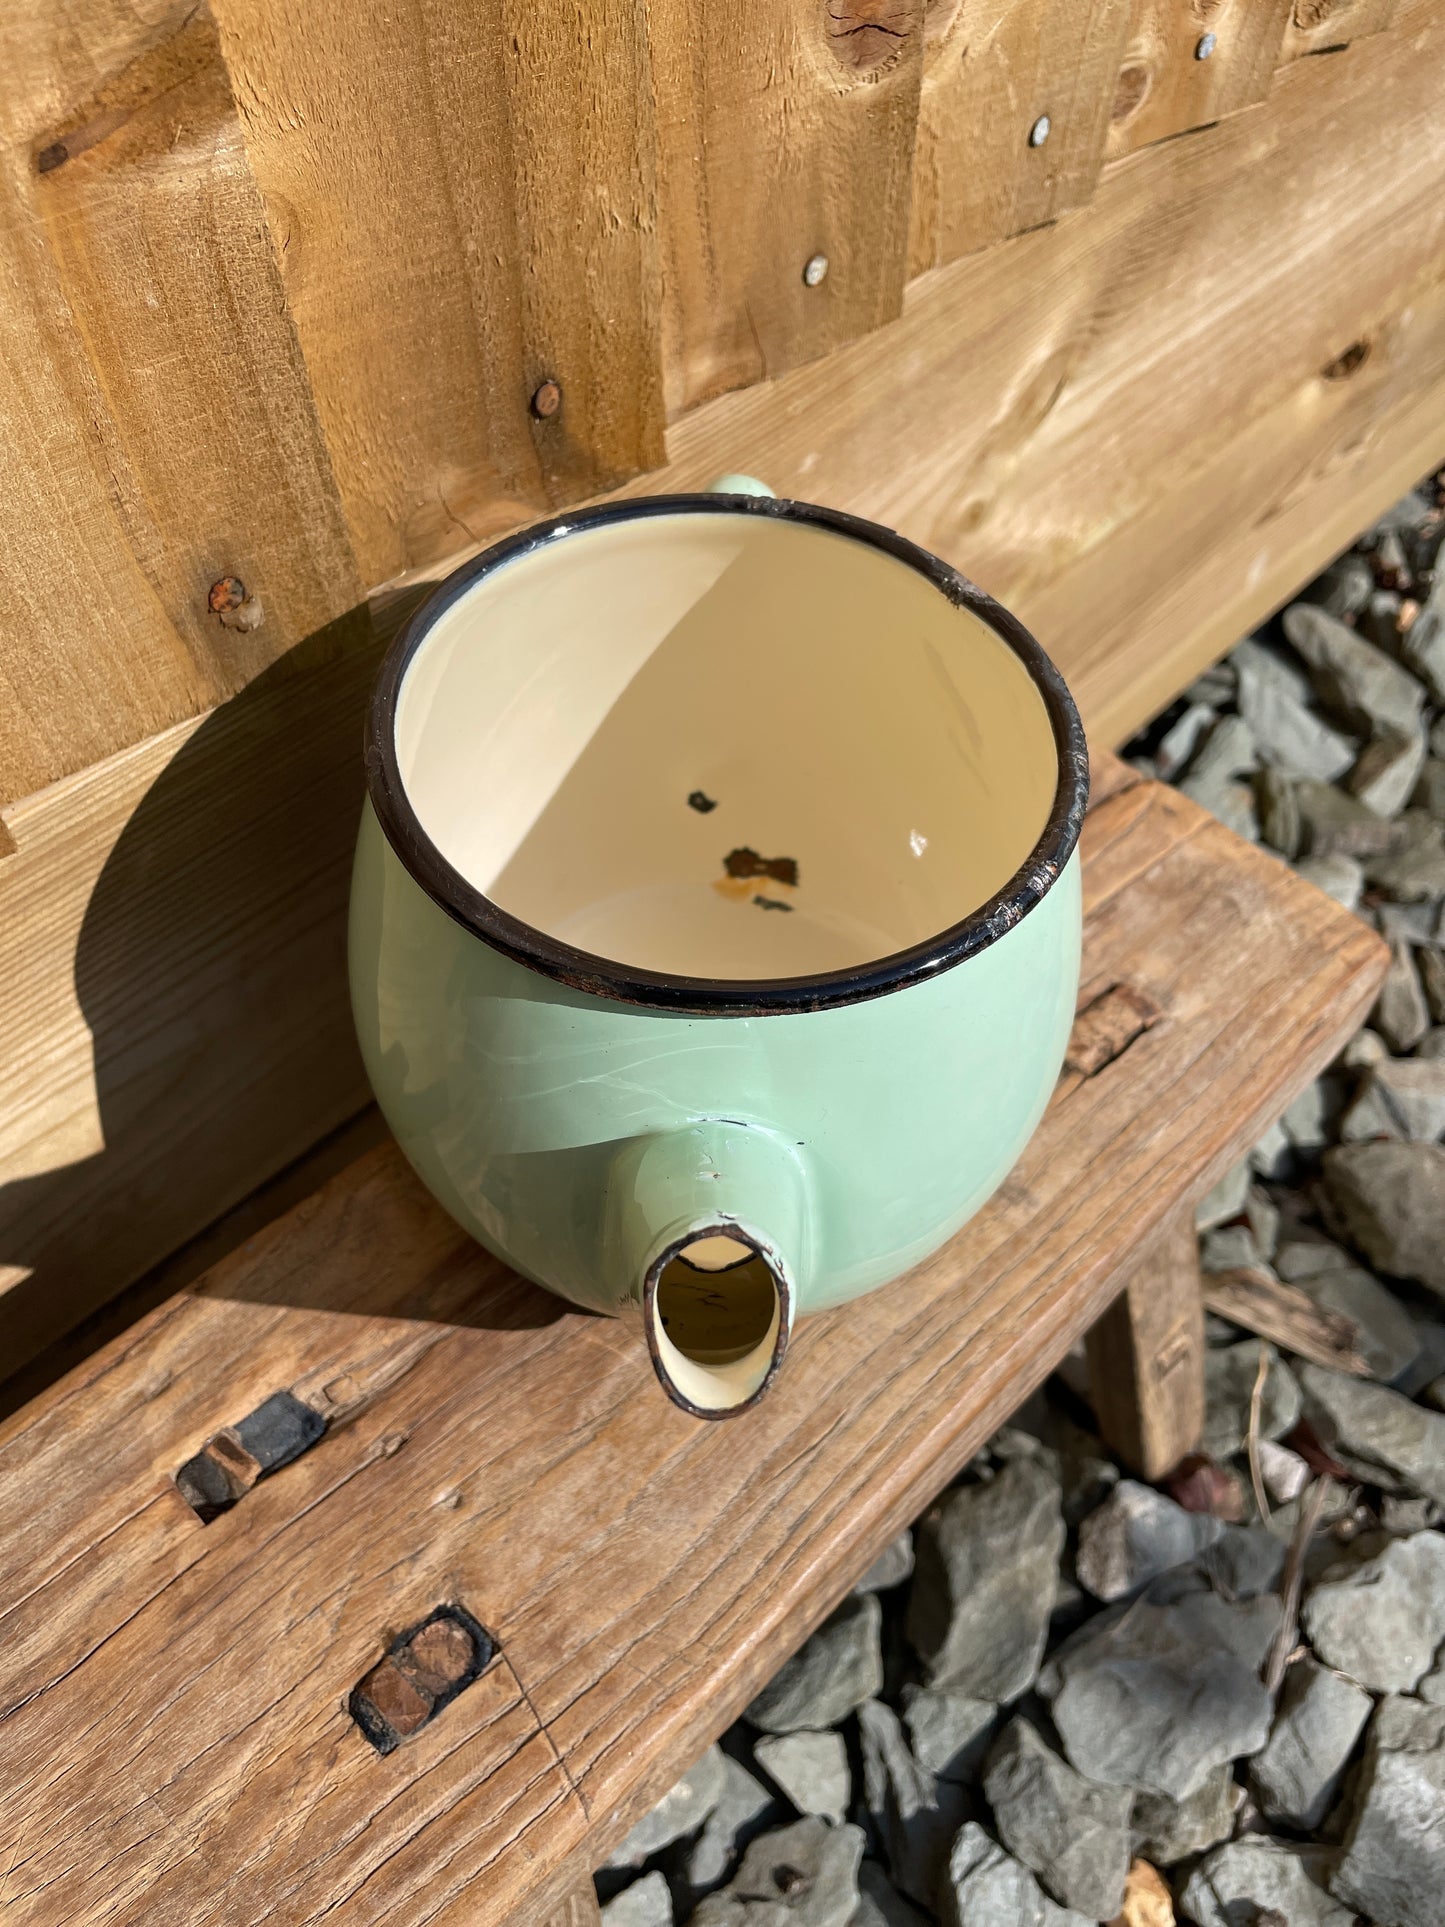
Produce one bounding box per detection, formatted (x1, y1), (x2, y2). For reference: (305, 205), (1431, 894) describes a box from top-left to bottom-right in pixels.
(642, 1228), (790, 1420)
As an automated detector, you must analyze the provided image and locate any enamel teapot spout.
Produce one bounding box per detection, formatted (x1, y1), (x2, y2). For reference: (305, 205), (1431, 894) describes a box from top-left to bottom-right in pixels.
(608, 1121), (807, 1418)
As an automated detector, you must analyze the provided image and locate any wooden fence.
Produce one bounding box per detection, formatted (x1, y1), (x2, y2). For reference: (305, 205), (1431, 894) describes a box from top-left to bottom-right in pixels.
(2, 0), (1443, 1377)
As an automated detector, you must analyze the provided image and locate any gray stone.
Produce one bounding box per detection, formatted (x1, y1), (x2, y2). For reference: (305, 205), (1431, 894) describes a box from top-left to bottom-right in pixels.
(605, 1872), (674, 1927)
(1295, 777), (1397, 861)
(1195, 1158), (1251, 1231)
(1189, 662), (1237, 707)
(747, 1596), (883, 1734)
(1341, 1055), (1445, 1144)
(1245, 1184), (1281, 1260)
(1324, 1140), (1445, 1295)
(854, 1532), (914, 1595)
(1418, 1656), (1445, 1704)
(1249, 1657), (1373, 1830)
(1199, 1522), (1286, 1598)
(1283, 602), (1426, 738)
(1199, 1223), (1264, 1272)
(1202, 1341), (1302, 1460)
(1373, 941), (1432, 1052)
(906, 1459), (1063, 1701)
(1283, 1074), (1347, 1153)
(900, 1685), (997, 1783)
(1180, 1839), (1353, 1927)
(687, 1757), (781, 1892)
(1381, 1492), (1443, 1530)
(756, 1733), (850, 1827)
(609, 1746), (728, 1867)
(1235, 638), (1357, 782)
(983, 1717), (1132, 1921)
(1155, 702), (1219, 783)
(1351, 725), (1429, 818)
(938, 1823), (1084, 1927)
(1424, 1021), (1445, 1059)
(1377, 897), (1445, 947)
(849, 1862), (929, 1927)
(1414, 755), (1445, 820)
(1422, 949), (1445, 1024)
(1301, 552), (1376, 620)
(1074, 1480), (1224, 1601)
(1182, 711), (1257, 787)
(857, 1699), (967, 1908)
(1250, 1116), (1294, 1181)
(1295, 850), (1366, 910)
(1401, 603), (1445, 704)
(1299, 1363), (1445, 1504)
(1365, 810), (1445, 902)
(1302, 1529), (1445, 1690)
(1275, 1236), (1421, 1383)
(1038, 1575), (1279, 1800)
(1432, 711), (1445, 761)
(1341, 1025), (1390, 1070)
(1331, 1696), (1445, 1927)
(691, 1818), (865, 1927)
(1395, 1313), (1445, 1398)
(1258, 1438), (1311, 1504)
(1258, 764), (1304, 856)
(1131, 1767), (1239, 1867)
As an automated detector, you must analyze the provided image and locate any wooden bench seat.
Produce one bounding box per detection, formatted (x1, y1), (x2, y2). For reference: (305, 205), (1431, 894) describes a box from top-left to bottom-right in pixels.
(0, 757), (1384, 1927)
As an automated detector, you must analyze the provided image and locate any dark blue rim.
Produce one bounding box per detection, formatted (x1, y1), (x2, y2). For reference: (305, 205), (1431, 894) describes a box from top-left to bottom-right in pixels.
(365, 494), (1089, 1015)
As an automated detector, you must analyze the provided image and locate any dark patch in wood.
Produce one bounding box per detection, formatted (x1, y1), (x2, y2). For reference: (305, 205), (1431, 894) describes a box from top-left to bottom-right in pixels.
(174, 1388), (326, 1521)
(208, 575), (248, 614)
(530, 379), (563, 420)
(688, 790), (718, 813)
(36, 141), (69, 174)
(1111, 64), (1151, 124)
(1064, 982), (1163, 1076)
(724, 847), (799, 886)
(753, 894), (794, 912)
(349, 1604), (494, 1755)
(1321, 339), (1371, 381)
(824, 0), (920, 72)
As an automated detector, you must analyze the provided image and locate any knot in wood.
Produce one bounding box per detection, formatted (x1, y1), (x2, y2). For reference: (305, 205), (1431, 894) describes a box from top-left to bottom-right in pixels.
(1111, 63), (1151, 123)
(824, 0), (920, 73)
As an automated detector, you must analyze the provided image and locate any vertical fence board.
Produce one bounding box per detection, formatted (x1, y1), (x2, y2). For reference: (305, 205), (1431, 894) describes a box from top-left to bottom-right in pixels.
(909, 0), (1133, 276)
(1106, 0), (1294, 161)
(0, 4), (361, 808)
(215, 0), (664, 583)
(651, 0), (923, 421)
(1281, 0), (1396, 61)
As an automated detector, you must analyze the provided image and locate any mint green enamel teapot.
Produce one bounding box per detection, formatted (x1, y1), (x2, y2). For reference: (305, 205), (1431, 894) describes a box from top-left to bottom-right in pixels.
(350, 483), (1087, 1418)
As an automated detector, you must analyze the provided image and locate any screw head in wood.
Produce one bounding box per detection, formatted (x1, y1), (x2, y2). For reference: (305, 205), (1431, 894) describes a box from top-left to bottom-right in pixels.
(802, 253), (829, 288)
(1028, 115), (1051, 147)
(1195, 32), (1217, 58)
(530, 379), (562, 419)
(208, 575), (247, 614)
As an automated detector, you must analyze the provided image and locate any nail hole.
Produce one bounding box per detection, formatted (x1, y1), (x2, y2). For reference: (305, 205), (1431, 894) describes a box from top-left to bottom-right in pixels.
(349, 1604), (495, 1754)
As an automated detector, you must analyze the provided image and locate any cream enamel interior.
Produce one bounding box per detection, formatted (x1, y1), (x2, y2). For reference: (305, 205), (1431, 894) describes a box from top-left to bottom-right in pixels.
(649, 1242), (783, 1414)
(393, 511), (1059, 980)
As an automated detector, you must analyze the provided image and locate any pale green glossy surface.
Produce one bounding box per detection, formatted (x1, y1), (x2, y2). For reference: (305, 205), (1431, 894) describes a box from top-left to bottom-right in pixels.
(349, 800), (1082, 1320)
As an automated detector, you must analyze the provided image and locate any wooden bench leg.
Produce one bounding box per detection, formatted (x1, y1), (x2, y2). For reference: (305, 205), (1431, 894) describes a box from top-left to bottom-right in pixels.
(541, 1883), (602, 1927)
(1086, 1199), (1205, 1480)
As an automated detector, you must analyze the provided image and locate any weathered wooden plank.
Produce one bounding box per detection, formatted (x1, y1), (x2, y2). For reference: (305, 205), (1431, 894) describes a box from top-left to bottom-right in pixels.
(1281, 0), (1397, 61)
(0, 3), (362, 808)
(213, 0), (664, 580)
(1086, 1201), (1206, 1478)
(650, 0), (923, 420)
(3, 8), (1443, 1380)
(908, 0), (1133, 273)
(0, 772), (1385, 1926)
(1106, 0), (1294, 161)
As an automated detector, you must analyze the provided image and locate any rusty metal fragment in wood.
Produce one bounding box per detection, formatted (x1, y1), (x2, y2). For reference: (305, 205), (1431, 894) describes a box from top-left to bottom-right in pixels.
(174, 1388), (326, 1521)
(349, 1604), (495, 1755)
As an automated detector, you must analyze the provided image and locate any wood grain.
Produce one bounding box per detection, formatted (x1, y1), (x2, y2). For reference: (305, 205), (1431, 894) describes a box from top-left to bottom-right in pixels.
(0, 3), (362, 809)
(1202, 1264), (1371, 1375)
(650, 0), (923, 419)
(213, 0), (664, 581)
(908, 0), (1133, 274)
(1086, 1201), (1206, 1478)
(1105, 0), (1294, 162)
(0, 767), (1385, 1925)
(1281, 0), (1397, 60)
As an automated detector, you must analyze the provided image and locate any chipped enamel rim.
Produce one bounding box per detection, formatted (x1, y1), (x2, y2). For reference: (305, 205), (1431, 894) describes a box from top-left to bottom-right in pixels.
(365, 494), (1089, 1015)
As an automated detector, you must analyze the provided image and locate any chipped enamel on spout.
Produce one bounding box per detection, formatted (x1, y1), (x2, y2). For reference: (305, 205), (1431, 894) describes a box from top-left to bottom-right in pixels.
(350, 482), (1088, 1418)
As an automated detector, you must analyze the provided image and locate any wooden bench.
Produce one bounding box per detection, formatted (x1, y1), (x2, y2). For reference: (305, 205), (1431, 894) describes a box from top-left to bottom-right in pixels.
(0, 757), (1384, 1927)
